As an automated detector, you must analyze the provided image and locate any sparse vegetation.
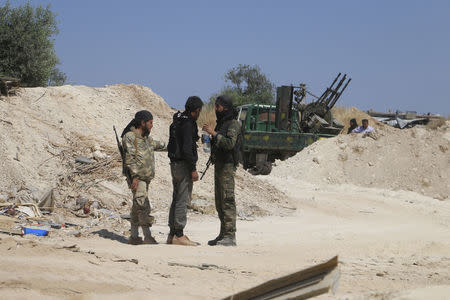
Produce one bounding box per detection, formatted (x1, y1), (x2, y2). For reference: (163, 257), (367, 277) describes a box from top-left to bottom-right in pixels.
(426, 117), (448, 130)
(197, 103), (216, 127)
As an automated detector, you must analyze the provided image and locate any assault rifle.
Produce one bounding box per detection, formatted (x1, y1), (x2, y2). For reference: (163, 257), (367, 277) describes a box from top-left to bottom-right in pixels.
(200, 157), (212, 180)
(113, 126), (132, 187)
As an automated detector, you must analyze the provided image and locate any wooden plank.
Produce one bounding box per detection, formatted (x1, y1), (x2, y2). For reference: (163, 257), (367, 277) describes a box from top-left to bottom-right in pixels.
(223, 256), (339, 300)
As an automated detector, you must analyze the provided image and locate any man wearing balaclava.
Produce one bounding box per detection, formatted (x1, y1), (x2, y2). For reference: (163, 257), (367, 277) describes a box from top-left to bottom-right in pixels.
(202, 95), (241, 246)
(122, 110), (167, 245)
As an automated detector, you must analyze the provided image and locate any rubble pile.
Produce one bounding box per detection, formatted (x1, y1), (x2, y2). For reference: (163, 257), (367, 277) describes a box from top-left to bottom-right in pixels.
(0, 84), (287, 237)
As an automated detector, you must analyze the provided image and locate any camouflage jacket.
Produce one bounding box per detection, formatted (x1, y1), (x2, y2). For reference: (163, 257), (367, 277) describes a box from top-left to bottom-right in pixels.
(211, 119), (241, 164)
(122, 127), (167, 183)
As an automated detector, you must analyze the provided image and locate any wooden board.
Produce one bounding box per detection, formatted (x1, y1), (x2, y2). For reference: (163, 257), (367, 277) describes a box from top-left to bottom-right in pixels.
(223, 256), (339, 300)
(0, 215), (22, 235)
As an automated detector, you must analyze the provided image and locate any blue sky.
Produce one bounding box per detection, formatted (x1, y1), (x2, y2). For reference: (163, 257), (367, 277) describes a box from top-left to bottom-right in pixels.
(8, 0), (450, 115)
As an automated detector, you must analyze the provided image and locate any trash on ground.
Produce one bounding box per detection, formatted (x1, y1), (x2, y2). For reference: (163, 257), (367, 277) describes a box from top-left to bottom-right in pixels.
(75, 157), (94, 164)
(23, 224), (50, 236)
(38, 188), (55, 213)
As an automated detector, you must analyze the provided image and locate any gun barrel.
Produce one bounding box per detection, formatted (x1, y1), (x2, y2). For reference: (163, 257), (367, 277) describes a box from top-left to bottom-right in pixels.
(318, 73), (341, 104)
(329, 73), (341, 90)
(326, 77), (352, 113)
(329, 78), (352, 109)
(200, 157), (212, 180)
(113, 125), (126, 159)
(323, 74), (347, 107)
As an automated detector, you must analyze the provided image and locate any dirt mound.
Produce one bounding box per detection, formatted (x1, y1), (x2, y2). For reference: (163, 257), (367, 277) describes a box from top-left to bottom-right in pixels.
(0, 84), (172, 191)
(271, 123), (450, 200)
(332, 106), (390, 133)
(0, 84), (287, 222)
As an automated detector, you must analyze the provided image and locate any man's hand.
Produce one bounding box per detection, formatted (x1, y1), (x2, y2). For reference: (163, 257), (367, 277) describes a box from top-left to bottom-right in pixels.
(202, 124), (216, 137)
(131, 178), (139, 191)
(191, 170), (199, 182)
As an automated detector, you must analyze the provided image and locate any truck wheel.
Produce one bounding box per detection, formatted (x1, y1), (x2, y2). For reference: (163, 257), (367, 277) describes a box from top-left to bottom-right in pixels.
(259, 162), (272, 175)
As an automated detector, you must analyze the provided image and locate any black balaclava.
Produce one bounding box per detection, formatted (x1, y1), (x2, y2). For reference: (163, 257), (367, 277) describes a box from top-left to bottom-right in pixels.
(121, 110), (153, 137)
(215, 95), (234, 121)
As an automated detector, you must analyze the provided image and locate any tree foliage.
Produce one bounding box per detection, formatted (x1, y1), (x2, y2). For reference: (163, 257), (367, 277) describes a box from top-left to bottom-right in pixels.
(0, 2), (65, 86)
(48, 67), (67, 86)
(211, 64), (275, 106)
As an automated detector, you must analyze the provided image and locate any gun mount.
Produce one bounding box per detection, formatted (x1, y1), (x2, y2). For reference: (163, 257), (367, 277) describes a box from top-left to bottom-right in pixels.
(276, 73), (351, 135)
(238, 73), (351, 175)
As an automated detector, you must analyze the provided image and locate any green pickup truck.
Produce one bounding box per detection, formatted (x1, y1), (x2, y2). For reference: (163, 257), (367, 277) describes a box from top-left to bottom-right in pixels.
(237, 74), (350, 174)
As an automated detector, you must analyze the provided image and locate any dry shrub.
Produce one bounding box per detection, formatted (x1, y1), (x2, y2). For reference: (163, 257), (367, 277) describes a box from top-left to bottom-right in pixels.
(197, 104), (216, 128)
(426, 117), (448, 130)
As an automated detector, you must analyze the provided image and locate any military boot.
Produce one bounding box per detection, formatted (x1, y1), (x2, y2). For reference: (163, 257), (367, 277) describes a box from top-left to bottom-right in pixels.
(166, 234), (174, 244)
(207, 234), (223, 246)
(216, 234), (236, 247)
(208, 224), (225, 246)
(143, 236), (158, 244)
(142, 226), (158, 244)
(128, 236), (143, 245)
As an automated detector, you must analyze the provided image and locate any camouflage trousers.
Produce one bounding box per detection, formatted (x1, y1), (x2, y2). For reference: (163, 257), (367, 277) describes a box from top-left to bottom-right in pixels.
(214, 162), (236, 237)
(130, 180), (153, 227)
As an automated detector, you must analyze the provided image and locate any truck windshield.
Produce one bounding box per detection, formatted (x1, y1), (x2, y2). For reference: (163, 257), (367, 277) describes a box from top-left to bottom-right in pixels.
(238, 107), (247, 122)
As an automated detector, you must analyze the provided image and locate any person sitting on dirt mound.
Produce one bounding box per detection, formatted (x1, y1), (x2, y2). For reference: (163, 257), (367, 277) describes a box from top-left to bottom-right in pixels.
(347, 118), (358, 134)
(121, 110), (167, 245)
(352, 119), (374, 134)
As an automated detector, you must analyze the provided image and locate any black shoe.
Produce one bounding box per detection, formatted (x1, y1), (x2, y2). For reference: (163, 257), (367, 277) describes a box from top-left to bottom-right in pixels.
(216, 236), (236, 247)
(207, 235), (223, 246)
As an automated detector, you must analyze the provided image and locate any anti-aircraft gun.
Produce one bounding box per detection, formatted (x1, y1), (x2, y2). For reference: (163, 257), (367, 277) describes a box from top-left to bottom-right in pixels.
(237, 73), (351, 175)
(276, 73), (351, 135)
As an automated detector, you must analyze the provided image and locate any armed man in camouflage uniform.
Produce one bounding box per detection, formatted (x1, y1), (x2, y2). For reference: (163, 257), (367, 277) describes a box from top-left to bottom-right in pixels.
(121, 110), (166, 245)
(202, 95), (241, 246)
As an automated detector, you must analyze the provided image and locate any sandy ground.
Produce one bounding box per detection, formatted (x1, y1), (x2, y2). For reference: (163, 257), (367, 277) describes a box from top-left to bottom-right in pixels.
(1, 85), (449, 299)
(1, 181), (449, 300)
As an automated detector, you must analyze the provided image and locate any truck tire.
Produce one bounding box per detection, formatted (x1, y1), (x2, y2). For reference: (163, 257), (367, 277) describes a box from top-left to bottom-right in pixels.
(259, 162), (272, 175)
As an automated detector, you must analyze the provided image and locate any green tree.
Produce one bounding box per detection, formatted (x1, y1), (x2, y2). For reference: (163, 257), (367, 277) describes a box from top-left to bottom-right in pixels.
(0, 2), (65, 86)
(48, 67), (67, 86)
(211, 64), (275, 106)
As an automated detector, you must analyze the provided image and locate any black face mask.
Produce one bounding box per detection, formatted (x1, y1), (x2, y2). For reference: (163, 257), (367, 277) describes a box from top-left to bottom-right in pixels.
(216, 110), (227, 120)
